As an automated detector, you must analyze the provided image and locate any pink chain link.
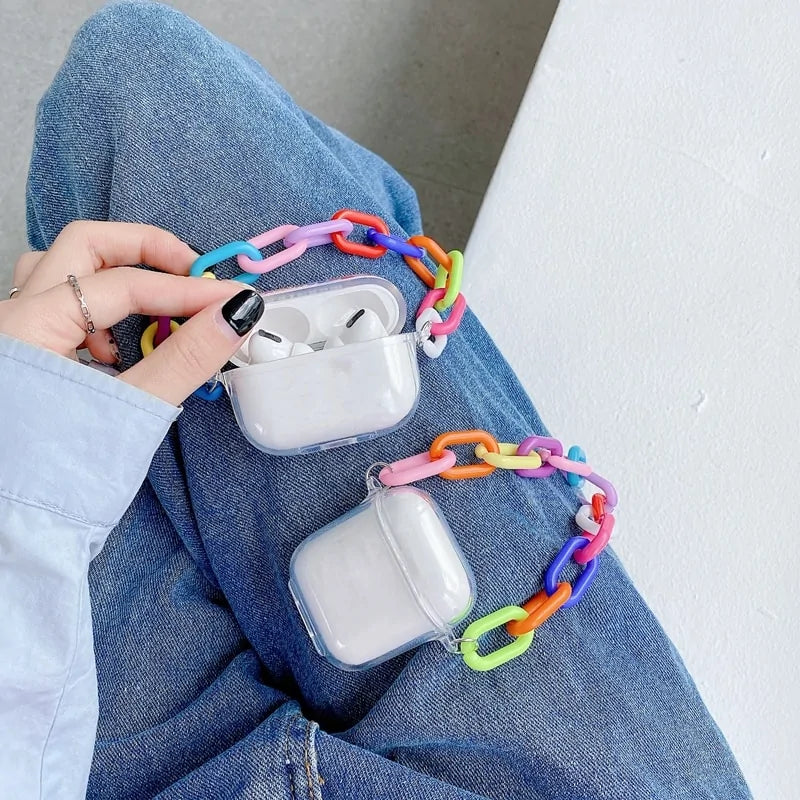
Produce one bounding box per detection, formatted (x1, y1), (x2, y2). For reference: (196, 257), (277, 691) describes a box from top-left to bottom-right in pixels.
(379, 450), (458, 486)
(545, 452), (594, 478)
(237, 224), (308, 274)
(417, 288), (467, 336)
(574, 513), (615, 564)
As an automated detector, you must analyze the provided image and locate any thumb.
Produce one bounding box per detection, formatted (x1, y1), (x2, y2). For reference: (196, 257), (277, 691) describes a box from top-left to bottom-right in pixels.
(119, 289), (264, 405)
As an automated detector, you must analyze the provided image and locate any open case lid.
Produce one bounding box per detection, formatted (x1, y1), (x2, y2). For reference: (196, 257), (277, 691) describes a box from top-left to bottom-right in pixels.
(230, 275), (407, 367)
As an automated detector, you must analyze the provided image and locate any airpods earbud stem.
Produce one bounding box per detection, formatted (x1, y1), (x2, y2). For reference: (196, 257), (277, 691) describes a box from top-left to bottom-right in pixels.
(251, 308), (389, 360)
(249, 330), (312, 363)
(325, 308), (388, 349)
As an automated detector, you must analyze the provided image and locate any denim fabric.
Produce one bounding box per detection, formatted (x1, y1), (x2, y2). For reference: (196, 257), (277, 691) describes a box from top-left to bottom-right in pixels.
(26, 2), (751, 798)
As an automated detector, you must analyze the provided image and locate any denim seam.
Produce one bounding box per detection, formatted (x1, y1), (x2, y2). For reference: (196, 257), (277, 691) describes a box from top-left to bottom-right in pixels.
(285, 713), (298, 800)
(303, 718), (315, 800)
(0, 486), (118, 530)
(282, 713), (323, 800)
(0, 350), (177, 422)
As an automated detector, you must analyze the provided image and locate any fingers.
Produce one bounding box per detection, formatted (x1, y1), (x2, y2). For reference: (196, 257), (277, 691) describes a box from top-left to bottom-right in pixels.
(53, 221), (197, 273)
(83, 328), (121, 367)
(119, 289), (264, 405)
(59, 268), (245, 334)
(12, 252), (46, 289)
(21, 221), (198, 297)
(1, 270), (245, 360)
(10, 223), (200, 365)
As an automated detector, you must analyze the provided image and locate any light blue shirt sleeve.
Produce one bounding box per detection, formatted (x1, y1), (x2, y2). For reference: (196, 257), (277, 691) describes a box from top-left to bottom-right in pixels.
(0, 334), (180, 799)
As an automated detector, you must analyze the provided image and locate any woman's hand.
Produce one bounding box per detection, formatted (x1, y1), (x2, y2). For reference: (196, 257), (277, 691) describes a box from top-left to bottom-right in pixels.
(0, 221), (263, 405)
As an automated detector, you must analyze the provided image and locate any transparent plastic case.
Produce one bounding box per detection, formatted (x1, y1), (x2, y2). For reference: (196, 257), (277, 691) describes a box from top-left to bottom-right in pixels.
(222, 276), (422, 455)
(289, 486), (476, 671)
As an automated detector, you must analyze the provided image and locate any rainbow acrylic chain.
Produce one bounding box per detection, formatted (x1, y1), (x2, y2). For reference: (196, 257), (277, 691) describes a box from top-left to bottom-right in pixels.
(140, 209), (467, 399)
(375, 431), (618, 671)
(139, 208), (619, 672)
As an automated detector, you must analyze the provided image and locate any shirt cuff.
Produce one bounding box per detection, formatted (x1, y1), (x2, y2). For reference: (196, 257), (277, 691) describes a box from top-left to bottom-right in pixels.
(0, 334), (180, 533)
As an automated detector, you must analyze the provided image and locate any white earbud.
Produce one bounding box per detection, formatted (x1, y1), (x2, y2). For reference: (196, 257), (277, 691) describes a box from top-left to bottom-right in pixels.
(324, 308), (388, 349)
(248, 329), (314, 364)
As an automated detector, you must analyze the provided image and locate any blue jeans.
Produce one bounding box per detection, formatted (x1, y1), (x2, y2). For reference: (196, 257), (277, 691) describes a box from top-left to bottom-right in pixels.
(26, 3), (750, 798)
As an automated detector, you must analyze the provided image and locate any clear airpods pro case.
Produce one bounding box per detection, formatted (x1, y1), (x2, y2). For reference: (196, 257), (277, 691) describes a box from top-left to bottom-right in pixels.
(289, 486), (475, 670)
(223, 276), (421, 455)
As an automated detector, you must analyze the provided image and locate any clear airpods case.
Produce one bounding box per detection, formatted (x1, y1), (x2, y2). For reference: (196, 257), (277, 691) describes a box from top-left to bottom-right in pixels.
(222, 276), (421, 455)
(289, 486), (475, 670)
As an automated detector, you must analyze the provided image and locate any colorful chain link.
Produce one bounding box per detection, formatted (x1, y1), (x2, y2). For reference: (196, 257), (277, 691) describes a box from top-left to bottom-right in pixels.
(142, 208), (467, 395)
(378, 429), (618, 671)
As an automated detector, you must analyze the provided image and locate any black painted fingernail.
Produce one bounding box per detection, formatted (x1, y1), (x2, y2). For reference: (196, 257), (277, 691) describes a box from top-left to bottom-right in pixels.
(108, 333), (121, 364)
(221, 290), (264, 337)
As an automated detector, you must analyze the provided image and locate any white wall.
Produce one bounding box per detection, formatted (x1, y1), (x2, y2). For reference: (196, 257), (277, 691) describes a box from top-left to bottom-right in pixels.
(465, 3), (799, 798)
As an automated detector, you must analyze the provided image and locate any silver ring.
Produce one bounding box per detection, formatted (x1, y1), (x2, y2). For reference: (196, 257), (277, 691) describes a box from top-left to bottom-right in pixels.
(364, 461), (392, 494)
(66, 274), (96, 335)
(8, 287), (21, 299)
(441, 634), (478, 654)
